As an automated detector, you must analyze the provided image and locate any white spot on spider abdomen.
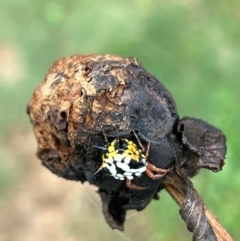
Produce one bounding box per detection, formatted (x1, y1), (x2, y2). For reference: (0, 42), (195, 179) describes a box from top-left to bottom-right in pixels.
(130, 166), (146, 173)
(123, 172), (133, 176)
(109, 164), (117, 176)
(116, 173), (124, 178)
(116, 161), (130, 172)
(135, 172), (142, 177)
(123, 155), (131, 164)
(114, 154), (124, 162)
(126, 175), (134, 180)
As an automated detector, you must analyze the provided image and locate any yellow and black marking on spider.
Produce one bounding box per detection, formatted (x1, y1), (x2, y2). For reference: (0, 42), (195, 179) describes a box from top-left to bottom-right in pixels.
(94, 131), (170, 189)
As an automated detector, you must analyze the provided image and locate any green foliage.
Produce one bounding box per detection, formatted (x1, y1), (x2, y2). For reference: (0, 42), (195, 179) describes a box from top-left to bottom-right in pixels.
(0, 0), (239, 240)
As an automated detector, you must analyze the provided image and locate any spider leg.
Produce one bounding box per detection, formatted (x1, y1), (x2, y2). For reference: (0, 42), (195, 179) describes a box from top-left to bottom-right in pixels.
(145, 168), (164, 179)
(94, 145), (107, 150)
(103, 132), (108, 143)
(94, 130), (108, 150)
(126, 179), (146, 190)
(145, 162), (171, 179)
(145, 142), (150, 158)
(133, 130), (145, 152)
(94, 164), (104, 175)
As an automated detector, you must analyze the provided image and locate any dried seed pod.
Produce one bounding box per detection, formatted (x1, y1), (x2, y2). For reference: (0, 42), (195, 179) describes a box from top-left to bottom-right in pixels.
(27, 54), (227, 237)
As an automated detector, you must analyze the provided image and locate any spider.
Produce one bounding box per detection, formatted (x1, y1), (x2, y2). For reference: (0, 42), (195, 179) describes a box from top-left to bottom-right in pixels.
(94, 131), (171, 189)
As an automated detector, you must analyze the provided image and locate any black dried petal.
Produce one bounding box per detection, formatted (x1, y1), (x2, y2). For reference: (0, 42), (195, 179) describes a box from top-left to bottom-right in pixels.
(177, 117), (226, 175)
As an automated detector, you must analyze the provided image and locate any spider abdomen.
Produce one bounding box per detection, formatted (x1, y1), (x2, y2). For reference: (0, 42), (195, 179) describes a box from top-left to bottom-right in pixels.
(101, 139), (147, 180)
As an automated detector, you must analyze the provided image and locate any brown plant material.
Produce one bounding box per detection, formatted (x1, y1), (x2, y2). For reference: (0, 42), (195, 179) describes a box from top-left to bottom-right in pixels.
(163, 170), (234, 241)
(27, 54), (232, 240)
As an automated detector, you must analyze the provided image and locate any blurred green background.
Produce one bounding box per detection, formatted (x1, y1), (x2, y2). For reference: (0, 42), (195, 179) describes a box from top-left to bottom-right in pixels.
(0, 0), (239, 240)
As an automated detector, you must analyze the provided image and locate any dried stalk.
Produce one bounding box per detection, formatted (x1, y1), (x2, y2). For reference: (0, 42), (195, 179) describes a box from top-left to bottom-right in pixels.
(163, 171), (234, 241)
